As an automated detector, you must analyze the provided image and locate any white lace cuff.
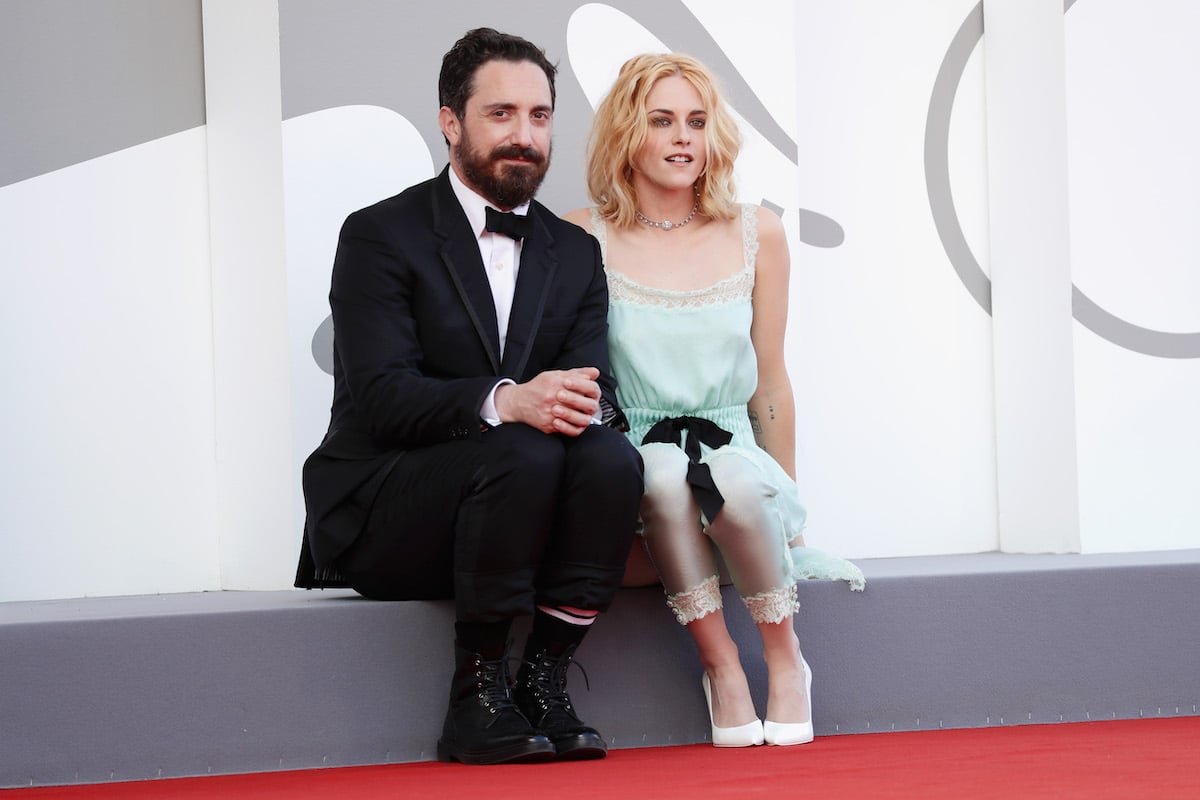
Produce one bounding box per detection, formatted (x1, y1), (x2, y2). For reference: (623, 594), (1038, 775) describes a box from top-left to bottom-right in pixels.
(742, 584), (799, 625)
(665, 574), (723, 625)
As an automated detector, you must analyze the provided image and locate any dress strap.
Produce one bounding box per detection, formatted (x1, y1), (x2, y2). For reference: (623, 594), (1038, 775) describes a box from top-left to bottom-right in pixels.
(588, 207), (608, 263)
(741, 203), (760, 273)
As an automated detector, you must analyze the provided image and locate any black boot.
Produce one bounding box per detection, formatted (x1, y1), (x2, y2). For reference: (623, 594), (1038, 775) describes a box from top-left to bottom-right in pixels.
(513, 640), (607, 760)
(436, 642), (556, 765)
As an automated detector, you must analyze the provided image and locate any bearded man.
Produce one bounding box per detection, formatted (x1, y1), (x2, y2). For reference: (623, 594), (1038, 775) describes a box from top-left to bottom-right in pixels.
(296, 28), (642, 765)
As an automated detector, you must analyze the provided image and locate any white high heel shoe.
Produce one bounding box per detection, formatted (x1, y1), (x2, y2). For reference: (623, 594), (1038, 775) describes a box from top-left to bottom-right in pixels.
(763, 657), (814, 746)
(702, 673), (764, 747)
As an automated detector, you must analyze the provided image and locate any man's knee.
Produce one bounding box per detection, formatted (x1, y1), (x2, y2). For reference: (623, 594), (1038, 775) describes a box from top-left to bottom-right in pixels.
(568, 426), (643, 500)
(483, 424), (568, 483)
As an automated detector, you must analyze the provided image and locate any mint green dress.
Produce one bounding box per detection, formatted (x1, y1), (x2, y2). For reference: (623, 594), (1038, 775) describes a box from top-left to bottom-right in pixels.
(592, 205), (864, 592)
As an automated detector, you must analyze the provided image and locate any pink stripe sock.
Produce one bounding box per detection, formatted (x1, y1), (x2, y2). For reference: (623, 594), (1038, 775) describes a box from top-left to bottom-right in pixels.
(536, 604), (598, 626)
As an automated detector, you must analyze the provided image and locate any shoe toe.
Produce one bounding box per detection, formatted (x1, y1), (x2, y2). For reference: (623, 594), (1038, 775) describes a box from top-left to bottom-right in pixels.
(553, 730), (608, 761)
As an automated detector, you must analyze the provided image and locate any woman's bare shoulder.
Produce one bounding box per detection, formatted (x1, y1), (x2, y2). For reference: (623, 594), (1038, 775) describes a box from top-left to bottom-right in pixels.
(562, 207), (594, 234)
(752, 204), (786, 242)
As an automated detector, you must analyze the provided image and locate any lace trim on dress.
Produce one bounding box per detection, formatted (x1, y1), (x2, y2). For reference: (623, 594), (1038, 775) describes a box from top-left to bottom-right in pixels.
(665, 574), (723, 626)
(592, 204), (758, 309)
(742, 583), (800, 625)
(589, 206), (609, 257)
(740, 202), (759, 269)
(606, 266), (753, 308)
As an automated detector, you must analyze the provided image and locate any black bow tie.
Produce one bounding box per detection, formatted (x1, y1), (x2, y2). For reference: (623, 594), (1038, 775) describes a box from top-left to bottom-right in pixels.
(485, 206), (533, 240)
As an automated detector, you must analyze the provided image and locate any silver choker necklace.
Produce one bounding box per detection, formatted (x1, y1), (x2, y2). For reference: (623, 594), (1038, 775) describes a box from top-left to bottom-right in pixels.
(636, 197), (699, 231)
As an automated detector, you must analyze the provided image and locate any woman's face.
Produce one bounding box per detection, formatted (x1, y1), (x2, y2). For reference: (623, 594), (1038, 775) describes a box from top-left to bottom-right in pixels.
(632, 75), (708, 194)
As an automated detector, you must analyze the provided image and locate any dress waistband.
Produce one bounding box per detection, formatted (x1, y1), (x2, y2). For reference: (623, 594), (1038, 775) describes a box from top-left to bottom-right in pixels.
(626, 405), (748, 436)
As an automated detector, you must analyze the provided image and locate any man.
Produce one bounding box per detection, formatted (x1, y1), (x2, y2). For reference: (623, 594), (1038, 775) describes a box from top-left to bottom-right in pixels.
(295, 28), (642, 765)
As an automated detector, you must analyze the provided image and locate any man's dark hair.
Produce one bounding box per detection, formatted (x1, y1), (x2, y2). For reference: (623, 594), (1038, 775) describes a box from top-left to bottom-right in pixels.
(438, 27), (558, 121)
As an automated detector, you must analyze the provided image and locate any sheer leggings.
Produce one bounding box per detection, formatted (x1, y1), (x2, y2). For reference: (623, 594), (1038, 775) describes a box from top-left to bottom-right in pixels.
(638, 443), (798, 625)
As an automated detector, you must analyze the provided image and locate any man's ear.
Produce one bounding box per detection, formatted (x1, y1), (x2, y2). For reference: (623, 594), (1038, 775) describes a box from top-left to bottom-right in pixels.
(438, 106), (461, 146)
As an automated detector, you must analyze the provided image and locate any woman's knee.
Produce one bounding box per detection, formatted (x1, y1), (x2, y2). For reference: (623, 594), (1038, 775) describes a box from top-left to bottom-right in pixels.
(703, 454), (780, 547)
(640, 446), (696, 519)
(640, 444), (689, 494)
(707, 451), (774, 509)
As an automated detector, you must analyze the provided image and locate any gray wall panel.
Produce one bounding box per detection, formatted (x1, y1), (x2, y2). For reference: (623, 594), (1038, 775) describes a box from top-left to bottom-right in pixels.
(0, 0), (205, 188)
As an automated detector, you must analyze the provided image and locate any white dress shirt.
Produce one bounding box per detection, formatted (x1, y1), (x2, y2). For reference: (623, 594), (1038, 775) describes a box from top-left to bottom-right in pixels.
(445, 168), (603, 429)
(447, 166), (527, 357)
(447, 167), (526, 424)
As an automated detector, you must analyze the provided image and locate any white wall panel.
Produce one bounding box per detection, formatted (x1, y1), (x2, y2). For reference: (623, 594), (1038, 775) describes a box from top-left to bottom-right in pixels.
(283, 106), (435, 538)
(984, 0), (1081, 552)
(793, 1), (998, 558)
(0, 129), (220, 602)
(1065, 0), (1200, 552)
(202, 0), (296, 589)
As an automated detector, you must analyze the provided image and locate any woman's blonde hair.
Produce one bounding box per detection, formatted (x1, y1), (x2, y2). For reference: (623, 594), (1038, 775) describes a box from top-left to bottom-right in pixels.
(586, 53), (741, 227)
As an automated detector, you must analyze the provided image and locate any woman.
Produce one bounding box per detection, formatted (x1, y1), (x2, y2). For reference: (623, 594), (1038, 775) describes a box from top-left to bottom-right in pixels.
(566, 54), (863, 747)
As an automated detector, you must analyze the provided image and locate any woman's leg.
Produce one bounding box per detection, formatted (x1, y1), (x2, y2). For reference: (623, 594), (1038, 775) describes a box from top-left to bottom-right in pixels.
(620, 537), (661, 587)
(639, 445), (756, 729)
(757, 615), (809, 727)
(704, 451), (809, 728)
(688, 601), (757, 729)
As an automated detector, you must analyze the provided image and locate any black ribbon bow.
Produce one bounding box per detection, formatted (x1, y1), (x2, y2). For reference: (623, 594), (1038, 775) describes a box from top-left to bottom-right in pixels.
(485, 206), (533, 240)
(642, 415), (734, 523)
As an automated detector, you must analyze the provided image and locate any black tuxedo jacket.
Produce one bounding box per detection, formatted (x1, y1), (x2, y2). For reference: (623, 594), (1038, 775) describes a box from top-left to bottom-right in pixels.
(298, 167), (621, 583)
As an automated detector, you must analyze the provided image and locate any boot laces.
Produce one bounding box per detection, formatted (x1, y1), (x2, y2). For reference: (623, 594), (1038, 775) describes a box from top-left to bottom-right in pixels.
(475, 657), (517, 713)
(523, 651), (591, 713)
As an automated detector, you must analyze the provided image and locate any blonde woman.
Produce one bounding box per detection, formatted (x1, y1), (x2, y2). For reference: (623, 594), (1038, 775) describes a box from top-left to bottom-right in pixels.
(566, 53), (863, 747)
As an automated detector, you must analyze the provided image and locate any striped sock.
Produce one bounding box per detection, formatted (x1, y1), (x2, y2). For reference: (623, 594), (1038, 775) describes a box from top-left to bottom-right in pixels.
(536, 604), (599, 626)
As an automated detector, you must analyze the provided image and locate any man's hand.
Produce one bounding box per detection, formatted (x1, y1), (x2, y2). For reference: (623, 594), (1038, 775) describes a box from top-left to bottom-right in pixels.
(494, 367), (601, 437)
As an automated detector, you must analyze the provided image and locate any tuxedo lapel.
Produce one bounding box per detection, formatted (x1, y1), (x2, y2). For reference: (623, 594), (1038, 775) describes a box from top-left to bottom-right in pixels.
(501, 204), (558, 379)
(431, 170), (502, 373)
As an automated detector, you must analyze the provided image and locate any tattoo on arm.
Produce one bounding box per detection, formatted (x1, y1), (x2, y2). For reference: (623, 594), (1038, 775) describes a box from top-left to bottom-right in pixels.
(749, 410), (763, 435)
(768, 403), (776, 421)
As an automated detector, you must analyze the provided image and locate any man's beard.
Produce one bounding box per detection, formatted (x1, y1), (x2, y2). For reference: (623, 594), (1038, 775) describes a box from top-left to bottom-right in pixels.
(456, 129), (550, 209)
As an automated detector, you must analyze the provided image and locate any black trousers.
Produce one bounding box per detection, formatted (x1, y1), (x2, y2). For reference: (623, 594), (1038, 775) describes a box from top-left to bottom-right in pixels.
(337, 423), (643, 623)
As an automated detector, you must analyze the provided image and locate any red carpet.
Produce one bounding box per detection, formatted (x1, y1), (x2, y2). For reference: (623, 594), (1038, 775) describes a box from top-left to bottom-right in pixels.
(6, 717), (1198, 799)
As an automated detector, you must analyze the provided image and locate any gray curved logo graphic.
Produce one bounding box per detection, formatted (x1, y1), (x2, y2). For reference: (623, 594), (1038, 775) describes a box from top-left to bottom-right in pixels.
(289, 1), (845, 374)
(925, 0), (1200, 359)
(281, 0), (842, 243)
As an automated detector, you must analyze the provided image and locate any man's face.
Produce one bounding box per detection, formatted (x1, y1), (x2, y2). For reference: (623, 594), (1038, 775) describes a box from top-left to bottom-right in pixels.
(440, 59), (553, 209)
